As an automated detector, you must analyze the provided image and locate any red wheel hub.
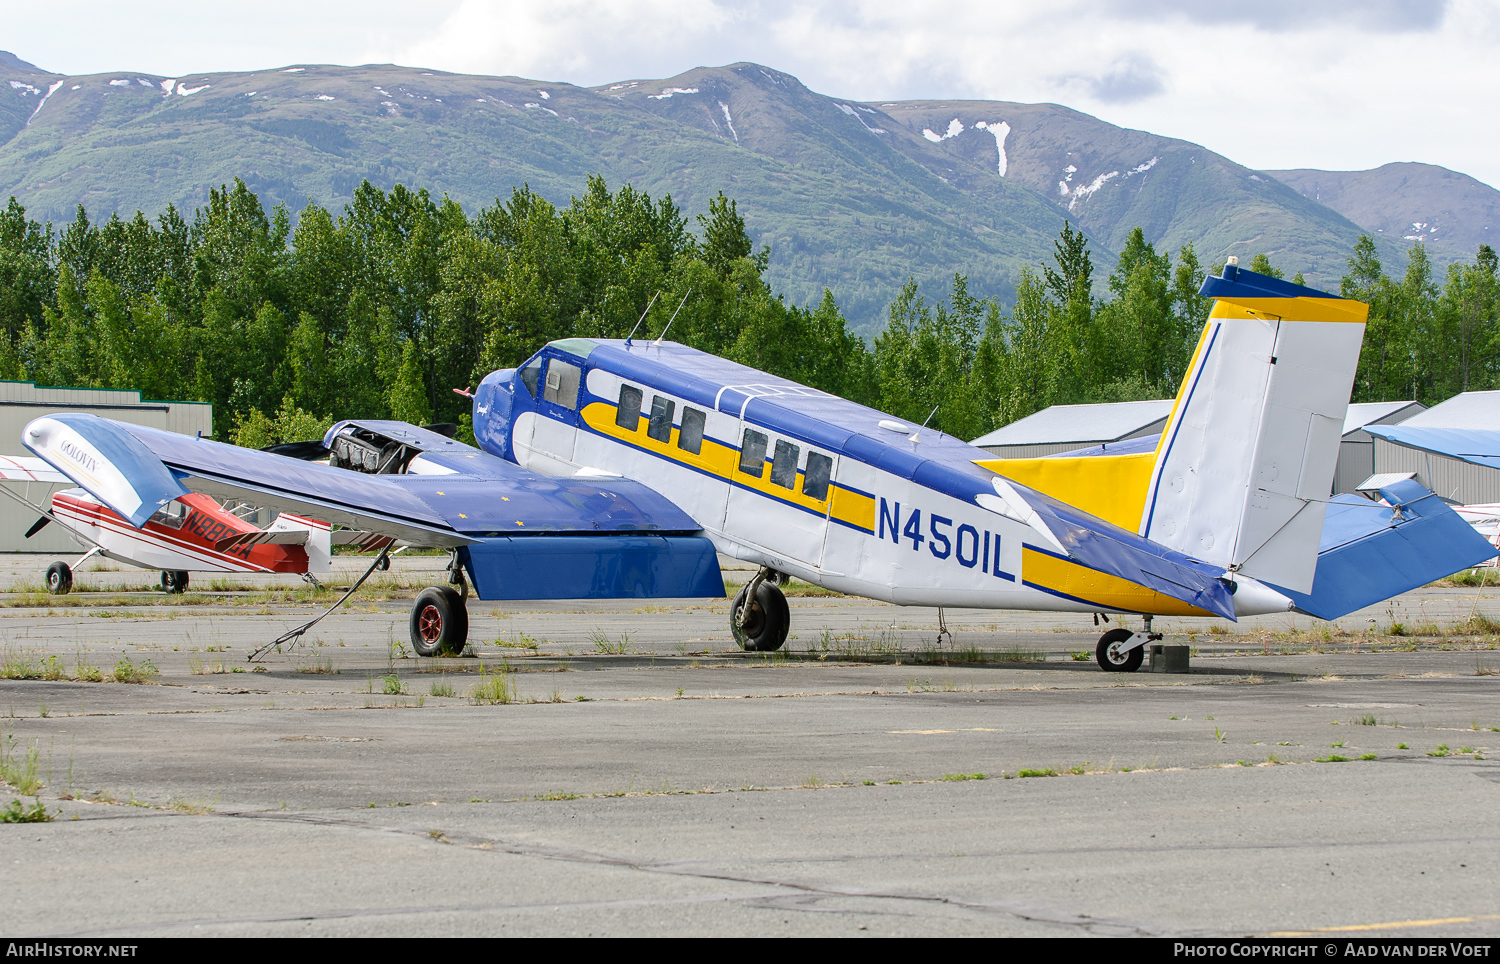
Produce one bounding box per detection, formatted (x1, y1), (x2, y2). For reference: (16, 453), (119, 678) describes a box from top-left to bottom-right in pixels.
(418, 605), (443, 643)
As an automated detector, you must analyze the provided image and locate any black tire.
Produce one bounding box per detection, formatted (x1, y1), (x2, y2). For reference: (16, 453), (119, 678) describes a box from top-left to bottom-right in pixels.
(161, 570), (190, 594)
(1096, 627), (1144, 672)
(730, 581), (790, 652)
(410, 586), (469, 657)
(45, 561), (72, 595)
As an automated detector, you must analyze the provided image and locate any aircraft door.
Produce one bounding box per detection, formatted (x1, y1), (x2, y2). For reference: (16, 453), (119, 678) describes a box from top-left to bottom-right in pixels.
(722, 424), (831, 571)
(530, 355), (581, 471)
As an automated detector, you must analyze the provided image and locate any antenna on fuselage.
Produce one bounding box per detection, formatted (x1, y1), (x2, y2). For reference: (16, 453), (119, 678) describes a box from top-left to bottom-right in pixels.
(909, 404), (940, 443)
(651, 289), (693, 347)
(624, 291), (662, 348)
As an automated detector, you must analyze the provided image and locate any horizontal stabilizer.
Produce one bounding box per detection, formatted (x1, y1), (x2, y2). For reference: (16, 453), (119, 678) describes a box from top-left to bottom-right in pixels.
(23, 415), (189, 528)
(1266, 479), (1498, 620)
(1008, 481), (1237, 620)
(1363, 425), (1500, 470)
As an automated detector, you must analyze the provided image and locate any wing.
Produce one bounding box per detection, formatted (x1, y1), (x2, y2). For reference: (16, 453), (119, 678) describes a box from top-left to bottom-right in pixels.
(0, 455), (72, 484)
(23, 414), (724, 600)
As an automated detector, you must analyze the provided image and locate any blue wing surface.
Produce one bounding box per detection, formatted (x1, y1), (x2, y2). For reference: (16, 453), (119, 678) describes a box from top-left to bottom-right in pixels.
(1363, 426), (1500, 470)
(1266, 480), (1498, 619)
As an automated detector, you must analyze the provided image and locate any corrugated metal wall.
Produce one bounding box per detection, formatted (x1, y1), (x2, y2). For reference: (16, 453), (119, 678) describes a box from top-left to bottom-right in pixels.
(0, 381), (213, 554)
(1334, 440), (1374, 495)
(1373, 439), (1500, 504)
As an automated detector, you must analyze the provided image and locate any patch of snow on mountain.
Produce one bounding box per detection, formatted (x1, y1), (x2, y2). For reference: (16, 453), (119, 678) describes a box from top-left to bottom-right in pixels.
(840, 104), (886, 134)
(315, 94), (334, 101)
(538, 90), (549, 99)
(719, 101), (738, 143)
(1066, 164), (1077, 173)
(282, 68), (304, 73)
(1058, 181), (1070, 195)
(160, 79), (176, 95)
(10, 81), (40, 95)
(649, 87), (699, 100)
(109, 79), (131, 87)
(975, 120), (1011, 176)
(1128, 158), (1158, 176)
(70, 85), (80, 90)
(246, 91), (257, 97)
(922, 117), (965, 142)
(1249, 174), (1263, 182)
(137, 80), (152, 87)
(1068, 170), (1119, 211)
(476, 98), (486, 103)
(178, 83), (211, 96)
(27, 81), (63, 125)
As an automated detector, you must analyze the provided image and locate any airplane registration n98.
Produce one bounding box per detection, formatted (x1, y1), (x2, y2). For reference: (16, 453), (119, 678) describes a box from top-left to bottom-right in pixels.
(19, 264), (1494, 667)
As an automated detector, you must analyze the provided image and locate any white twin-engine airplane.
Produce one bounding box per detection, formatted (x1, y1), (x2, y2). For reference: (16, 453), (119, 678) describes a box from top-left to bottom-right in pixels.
(475, 263), (1493, 669)
(17, 264), (1492, 665)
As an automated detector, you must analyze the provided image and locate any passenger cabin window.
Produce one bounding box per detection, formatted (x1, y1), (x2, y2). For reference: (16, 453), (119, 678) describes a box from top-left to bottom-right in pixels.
(647, 396), (675, 443)
(739, 429), (768, 478)
(678, 407), (706, 455)
(770, 440), (799, 489)
(519, 358), (543, 398)
(616, 385), (643, 430)
(543, 359), (581, 410)
(803, 452), (834, 502)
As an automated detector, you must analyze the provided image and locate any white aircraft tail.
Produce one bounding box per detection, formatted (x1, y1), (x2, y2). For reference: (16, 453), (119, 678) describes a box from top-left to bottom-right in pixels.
(1139, 265), (1368, 593)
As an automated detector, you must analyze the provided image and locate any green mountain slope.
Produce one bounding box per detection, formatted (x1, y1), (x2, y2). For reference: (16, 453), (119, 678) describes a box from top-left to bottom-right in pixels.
(0, 53), (1442, 328)
(1268, 162), (1500, 267)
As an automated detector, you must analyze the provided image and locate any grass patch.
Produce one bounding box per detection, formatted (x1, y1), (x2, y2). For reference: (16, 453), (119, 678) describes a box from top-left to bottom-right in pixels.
(294, 656), (338, 674)
(589, 630), (633, 655)
(1316, 754), (1351, 763)
(0, 797), (52, 822)
(1428, 744), (1451, 757)
(1070, 651), (1090, 661)
(1359, 753), (1378, 761)
(1016, 768), (1057, 778)
(112, 658), (158, 684)
(0, 731), (44, 795)
(942, 772), (986, 781)
(470, 665), (516, 704)
(429, 679), (455, 698)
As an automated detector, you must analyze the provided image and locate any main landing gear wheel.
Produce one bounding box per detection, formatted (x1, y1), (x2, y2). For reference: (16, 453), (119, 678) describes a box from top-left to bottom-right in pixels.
(730, 580), (790, 652)
(410, 586), (469, 657)
(161, 570), (190, 594)
(45, 561), (72, 595)
(1096, 627), (1144, 673)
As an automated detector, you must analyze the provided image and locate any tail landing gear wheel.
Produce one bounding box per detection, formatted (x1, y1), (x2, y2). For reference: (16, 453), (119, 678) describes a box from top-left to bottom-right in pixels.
(410, 586), (469, 657)
(375, 554), (390, 572)
(1096, 627), (1143, 672)
(45, 561), (72, 595)
(730, 581), (790, 652)
(161, 570), (189, 594)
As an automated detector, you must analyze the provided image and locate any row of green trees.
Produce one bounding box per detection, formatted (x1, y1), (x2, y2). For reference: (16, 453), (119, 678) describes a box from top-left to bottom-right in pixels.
(0, 176), (1494, 448)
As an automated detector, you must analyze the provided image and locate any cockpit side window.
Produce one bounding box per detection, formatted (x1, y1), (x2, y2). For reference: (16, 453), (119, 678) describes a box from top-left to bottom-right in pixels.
(617, 384), (643, 430)
(519, 357), (543, 398)
(148, 500), (189, 530)
(543, 359), (582, 410)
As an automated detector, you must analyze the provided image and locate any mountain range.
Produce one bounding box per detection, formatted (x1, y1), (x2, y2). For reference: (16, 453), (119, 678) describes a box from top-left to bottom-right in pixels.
(0, 50), (1492, 331)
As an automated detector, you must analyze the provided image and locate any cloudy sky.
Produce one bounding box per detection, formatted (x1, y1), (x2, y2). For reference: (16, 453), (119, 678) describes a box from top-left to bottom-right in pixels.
(8, 0), (1497, 186)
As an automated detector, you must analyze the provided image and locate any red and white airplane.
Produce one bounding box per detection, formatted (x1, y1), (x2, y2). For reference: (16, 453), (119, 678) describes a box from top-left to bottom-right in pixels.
(0, 455), (389, 593)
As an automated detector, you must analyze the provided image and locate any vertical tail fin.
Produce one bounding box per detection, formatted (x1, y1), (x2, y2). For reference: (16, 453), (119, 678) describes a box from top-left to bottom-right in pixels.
(1139, 265), (1368, 592)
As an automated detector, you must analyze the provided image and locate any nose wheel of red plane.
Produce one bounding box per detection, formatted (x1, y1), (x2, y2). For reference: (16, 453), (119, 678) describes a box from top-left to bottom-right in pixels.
(731, 568), (790, 652)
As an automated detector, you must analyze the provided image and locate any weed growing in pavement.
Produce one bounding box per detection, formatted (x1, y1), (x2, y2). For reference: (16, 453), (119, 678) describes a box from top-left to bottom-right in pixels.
(295, 656), (337, 674)
(0, 731), (44, 794)
(429, 679), (455, 698)
(0, 798), (52, 822)
(1397, 742), (1409, 749)
(1355, 714), (1377, 726)
(1017, 768), (1057, 778)
(1427, 744), (1451, 757)
(1359, 754), (1378, 761)
(590, 630), (632, 655)
(1316, 755), (1351, 763)
(112, 658), (158, 684)
(942, 772), (986, 781)
(381, 674), (405, 696)
(470, 665), (516, 704)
